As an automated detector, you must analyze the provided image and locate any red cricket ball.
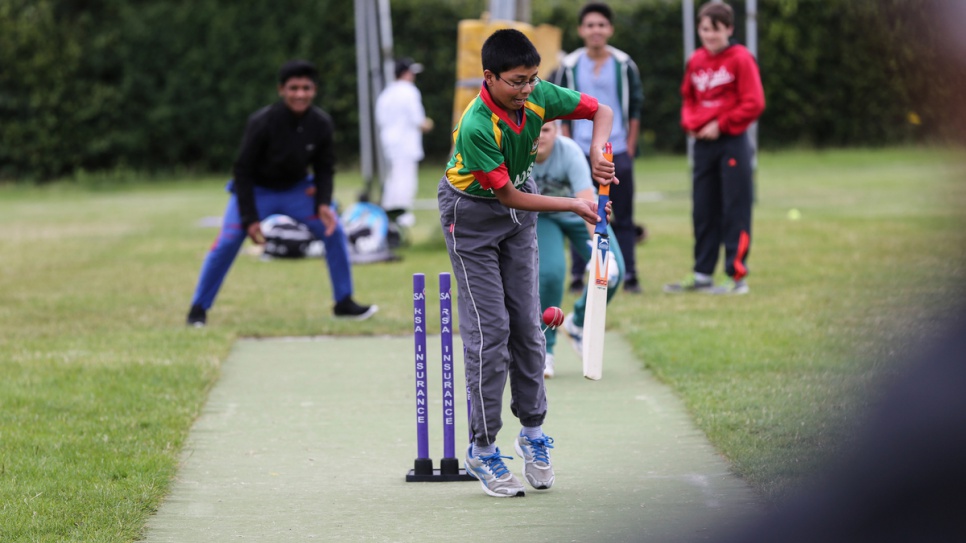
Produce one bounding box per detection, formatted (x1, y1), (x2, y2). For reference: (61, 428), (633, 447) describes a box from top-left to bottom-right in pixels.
(542, 306), (564, 328)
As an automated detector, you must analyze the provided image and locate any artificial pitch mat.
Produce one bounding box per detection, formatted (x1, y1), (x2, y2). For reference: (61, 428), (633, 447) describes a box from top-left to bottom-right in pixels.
(142, 334), (760, 542)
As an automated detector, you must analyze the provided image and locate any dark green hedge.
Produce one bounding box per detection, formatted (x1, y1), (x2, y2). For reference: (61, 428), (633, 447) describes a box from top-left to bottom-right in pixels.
(0, 0), (959, 180)
(0, 0), (367, 180)
(540, 0), (962, 153)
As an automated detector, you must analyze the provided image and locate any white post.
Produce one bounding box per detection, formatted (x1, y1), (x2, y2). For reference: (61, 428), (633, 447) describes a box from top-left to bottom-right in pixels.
(746, 0), (759, 172)
(375, 0), (395, 203)
(353, 0), (376, 198)
(515, 0), (531, 23)
(367, 0), (390, 201)
(683, 0), (695, 170)
(378, 0), (395, 88)
(489, 0), (515, 21)
(354, 0), (395, 203)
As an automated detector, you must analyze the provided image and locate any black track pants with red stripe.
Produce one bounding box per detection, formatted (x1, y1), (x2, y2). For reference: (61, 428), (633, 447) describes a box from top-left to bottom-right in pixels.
(691, 133), (753, 280)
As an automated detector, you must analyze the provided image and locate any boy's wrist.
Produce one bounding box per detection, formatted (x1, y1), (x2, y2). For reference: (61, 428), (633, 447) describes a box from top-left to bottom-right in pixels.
(567, 198), (581, 214)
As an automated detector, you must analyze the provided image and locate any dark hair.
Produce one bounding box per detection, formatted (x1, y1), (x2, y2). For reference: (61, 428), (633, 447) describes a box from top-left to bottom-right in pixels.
(698, 2), (734, 29)
(481, 29), (540, 75)
(579, 2), (613, 25)
(394, 57), (423, 78)
(277, 59), (318, 85)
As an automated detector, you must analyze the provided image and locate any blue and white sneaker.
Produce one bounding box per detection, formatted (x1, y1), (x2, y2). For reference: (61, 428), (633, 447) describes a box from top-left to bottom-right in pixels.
(564, 313), (583, 358)
(514, 432), (555, 490)
(544, 353), (556, 379)
(464, 446), (525, 497)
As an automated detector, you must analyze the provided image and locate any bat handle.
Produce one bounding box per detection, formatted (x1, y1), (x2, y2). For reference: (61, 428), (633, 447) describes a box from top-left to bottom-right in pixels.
(595, 142), (613, 236)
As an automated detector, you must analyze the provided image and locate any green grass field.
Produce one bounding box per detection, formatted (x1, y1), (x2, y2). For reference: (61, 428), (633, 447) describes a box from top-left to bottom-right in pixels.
(1, 147), (964, 541)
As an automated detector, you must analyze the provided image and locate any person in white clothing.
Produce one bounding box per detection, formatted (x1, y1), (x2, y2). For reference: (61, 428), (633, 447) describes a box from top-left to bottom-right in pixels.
(375, 57), (434, 229)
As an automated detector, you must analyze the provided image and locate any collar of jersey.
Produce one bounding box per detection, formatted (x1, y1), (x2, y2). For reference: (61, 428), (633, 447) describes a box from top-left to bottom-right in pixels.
(480, 82), (527, 135)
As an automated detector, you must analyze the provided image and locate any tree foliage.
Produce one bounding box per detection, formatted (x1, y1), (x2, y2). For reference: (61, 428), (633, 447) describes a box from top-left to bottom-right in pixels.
(0, 0), (959, 180)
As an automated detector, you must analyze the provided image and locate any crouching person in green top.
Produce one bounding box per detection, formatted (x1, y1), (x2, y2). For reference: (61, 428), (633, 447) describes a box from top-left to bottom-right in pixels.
(438, 28), (615, 498)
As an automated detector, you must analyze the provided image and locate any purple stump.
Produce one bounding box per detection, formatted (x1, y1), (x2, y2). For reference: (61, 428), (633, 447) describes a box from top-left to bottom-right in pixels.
(405, 272), (475, 483)
(411, 273), (432, 477)
(438, 273), (458, 475)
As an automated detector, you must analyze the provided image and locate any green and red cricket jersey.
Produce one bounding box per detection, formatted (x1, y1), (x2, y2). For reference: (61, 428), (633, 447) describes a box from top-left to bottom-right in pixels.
(444, 81), (598, 198)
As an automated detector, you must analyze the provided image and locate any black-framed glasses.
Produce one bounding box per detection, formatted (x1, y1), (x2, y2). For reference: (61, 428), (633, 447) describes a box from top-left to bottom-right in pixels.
(496, 75), (541, 90)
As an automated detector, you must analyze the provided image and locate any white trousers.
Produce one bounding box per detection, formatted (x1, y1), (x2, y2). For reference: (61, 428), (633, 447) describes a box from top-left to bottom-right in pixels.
(381, 158), (419, 211)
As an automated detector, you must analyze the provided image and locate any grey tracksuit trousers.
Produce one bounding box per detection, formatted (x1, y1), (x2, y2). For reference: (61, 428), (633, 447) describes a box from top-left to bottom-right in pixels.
(437, 178), (548, 448)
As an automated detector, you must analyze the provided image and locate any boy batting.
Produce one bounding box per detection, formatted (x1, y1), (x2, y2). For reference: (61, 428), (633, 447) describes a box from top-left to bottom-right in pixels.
(438, 29), (614, 497)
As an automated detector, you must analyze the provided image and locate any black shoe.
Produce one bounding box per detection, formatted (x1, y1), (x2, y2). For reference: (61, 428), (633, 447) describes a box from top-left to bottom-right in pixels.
(186, 305), (207, 327)
(634, 223), (648, 244)
(387, 227), (403, 249)
(333, 296), (378, 320)
(624, 277), (642, 294)
(568, 277), (585, 294)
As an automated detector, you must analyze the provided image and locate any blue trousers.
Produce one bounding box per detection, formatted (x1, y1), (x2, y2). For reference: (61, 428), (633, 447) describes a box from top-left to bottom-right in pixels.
(189, 177), (353, 310)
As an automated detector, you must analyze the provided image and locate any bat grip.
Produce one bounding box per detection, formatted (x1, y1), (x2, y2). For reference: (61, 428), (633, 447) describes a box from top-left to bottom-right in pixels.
(595, 143), (613, 236)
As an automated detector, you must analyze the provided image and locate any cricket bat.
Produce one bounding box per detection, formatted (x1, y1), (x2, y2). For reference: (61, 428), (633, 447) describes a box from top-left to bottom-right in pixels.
(582, 142), (613, 380)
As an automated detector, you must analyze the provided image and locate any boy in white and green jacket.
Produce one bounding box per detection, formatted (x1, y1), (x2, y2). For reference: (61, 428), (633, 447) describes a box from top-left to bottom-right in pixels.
(553, 2), (645, 294)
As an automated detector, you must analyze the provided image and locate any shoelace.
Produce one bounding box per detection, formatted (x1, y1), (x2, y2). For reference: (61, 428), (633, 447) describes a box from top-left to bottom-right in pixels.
(526, 436), (554, 464)
(479, 450), (513, 478)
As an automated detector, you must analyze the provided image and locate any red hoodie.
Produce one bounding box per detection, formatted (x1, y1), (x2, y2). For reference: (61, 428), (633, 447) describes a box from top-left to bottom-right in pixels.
(681, 44), (765, 136)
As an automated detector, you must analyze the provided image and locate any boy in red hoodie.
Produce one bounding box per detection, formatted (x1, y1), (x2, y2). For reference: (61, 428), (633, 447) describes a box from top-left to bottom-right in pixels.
(665, 1), (765, 295)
